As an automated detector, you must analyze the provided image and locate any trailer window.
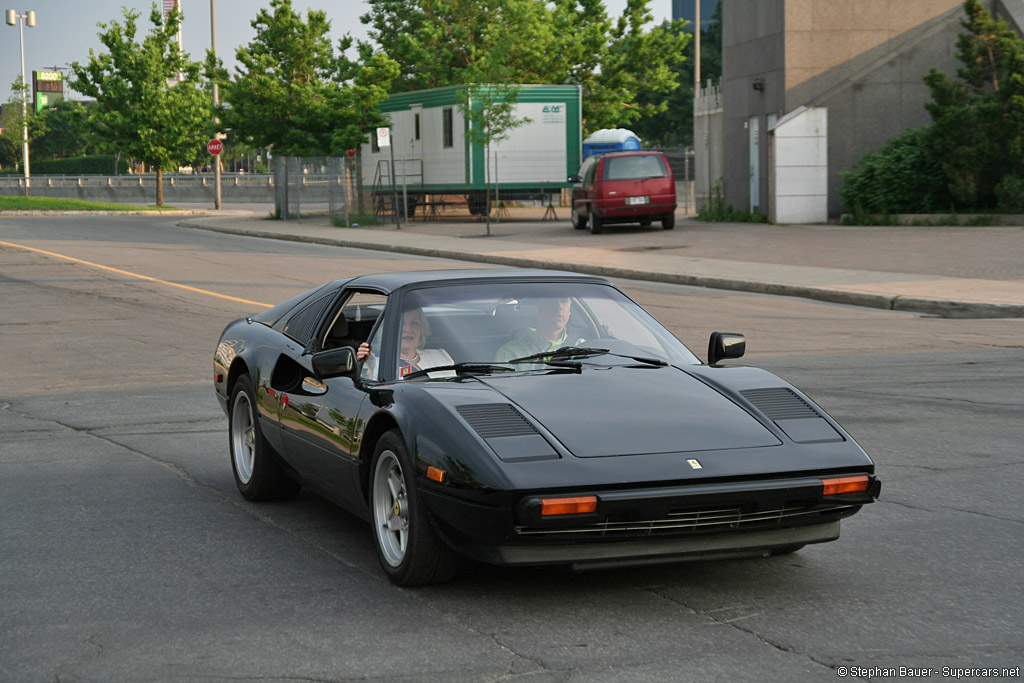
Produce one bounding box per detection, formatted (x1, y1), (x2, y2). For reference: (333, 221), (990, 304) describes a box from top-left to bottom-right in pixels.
(442, 108), (453, 148)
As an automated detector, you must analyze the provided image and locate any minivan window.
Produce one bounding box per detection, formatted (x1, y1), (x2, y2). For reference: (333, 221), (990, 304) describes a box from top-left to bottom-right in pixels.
(603, 155), (669, 181)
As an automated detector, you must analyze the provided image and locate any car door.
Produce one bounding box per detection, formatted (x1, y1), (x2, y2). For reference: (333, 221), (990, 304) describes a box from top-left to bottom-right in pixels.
(276, 290), (387, 508)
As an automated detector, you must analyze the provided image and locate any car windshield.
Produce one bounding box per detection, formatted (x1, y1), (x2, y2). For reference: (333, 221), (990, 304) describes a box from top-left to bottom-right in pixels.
(398, 281), (699, 373)
(603, 155), (669, 181)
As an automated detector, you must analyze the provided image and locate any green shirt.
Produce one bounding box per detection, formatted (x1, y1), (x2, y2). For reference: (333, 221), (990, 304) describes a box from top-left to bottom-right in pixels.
(495, 328), (569, 363)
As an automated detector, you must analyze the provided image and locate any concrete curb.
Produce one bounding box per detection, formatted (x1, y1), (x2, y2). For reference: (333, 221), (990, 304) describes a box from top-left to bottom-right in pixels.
(179, 218), (1024, 319)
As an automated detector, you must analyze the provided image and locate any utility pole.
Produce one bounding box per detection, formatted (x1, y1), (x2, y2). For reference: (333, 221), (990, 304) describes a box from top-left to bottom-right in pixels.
(694, 0), (701, 89)
(210, 0), (222, 209)
(6, 8), (36, 196)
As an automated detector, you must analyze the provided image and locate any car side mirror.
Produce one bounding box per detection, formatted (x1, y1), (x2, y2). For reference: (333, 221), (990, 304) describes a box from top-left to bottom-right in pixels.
(708, 332), (745, 365)
(312, 346), (357, 379)
(568, 174), (582, 183)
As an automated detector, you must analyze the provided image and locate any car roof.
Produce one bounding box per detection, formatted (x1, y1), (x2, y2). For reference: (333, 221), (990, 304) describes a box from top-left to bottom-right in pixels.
(598, 151), (665, 158)
(333, 269), (610, 295)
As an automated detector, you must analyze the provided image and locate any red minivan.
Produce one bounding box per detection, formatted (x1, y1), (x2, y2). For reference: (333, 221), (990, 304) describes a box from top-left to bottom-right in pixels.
(569, 151), (677, 234)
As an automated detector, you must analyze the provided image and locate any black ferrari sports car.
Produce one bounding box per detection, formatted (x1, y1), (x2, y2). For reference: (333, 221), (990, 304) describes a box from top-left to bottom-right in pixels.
(214, 269), (879, 585)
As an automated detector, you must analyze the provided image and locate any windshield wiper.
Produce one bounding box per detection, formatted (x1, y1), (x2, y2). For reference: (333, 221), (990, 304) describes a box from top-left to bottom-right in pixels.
(402, 362), (514, 380)
(507, 346), (610, 364)
(508, 345), (668, 368)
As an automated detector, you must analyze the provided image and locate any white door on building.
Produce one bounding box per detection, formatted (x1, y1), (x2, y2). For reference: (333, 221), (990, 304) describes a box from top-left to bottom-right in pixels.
(748, 115), (760, 213)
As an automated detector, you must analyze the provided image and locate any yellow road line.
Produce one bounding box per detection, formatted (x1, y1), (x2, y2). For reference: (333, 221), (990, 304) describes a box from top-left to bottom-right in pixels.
(0, 239), (272, 308)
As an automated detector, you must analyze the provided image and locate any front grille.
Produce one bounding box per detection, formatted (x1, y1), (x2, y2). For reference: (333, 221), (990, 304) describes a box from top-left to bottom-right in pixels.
(515, 503), (856, 538)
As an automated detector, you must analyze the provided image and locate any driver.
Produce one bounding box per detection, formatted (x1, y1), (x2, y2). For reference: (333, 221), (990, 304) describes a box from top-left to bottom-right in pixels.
(495, 296), (572, 362)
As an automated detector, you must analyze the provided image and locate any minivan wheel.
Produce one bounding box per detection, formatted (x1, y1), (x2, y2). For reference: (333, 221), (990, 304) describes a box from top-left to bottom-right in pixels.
(662, 213), (675, 230)
(590, 212), (603, 234)
(571, 208), (587, 230)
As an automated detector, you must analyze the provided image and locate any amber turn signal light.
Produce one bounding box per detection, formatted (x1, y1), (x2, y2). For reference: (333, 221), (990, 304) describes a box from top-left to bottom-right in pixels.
(541, 495), (598, 516)
(822, 475), (869, 496)
(426, 466), (445, 483)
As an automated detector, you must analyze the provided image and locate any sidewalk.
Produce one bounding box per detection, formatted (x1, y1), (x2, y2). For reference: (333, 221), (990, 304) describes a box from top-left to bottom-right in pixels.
(177, 209), (1024, 319)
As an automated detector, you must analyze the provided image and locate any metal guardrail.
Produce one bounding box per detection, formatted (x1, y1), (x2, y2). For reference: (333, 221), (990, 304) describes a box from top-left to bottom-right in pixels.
(0, 174), (276, 188)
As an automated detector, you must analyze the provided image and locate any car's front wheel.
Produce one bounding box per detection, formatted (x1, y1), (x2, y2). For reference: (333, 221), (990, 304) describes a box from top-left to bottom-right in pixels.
(371, 430), (458, 586)
(229, 374), (300, 501)
(590, 212), (603, 234)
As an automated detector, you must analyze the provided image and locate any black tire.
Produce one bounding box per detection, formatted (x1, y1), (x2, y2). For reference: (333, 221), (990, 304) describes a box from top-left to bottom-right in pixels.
(229, 374), (301, 501)
(571, 207), (588, 230)
(590, 212), (603, 234)
(662, 213), (675, 230)
(370, 430), (459, 586)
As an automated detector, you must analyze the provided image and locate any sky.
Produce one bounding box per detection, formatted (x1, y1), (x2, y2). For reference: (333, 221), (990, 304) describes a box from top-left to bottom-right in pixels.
(1, 0), (676, 100)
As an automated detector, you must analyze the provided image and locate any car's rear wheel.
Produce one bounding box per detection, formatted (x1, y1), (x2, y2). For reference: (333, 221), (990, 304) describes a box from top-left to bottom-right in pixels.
(571, 207), (587, 230)
(662, 213), (675, 230)
(229, 374), (300, 501)
(590, 212), (603, 234)
(371, 430), (458, 586)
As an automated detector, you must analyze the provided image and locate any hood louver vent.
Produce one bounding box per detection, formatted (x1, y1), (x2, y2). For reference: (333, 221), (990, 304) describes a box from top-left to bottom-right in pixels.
(456, 404), (539, 438)
(741, 388), (818, 420)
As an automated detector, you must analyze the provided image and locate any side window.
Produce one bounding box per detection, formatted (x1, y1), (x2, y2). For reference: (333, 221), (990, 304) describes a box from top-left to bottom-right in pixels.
(442, 107), (453, 148)
(584, 157), (599, 183)
(282, 292), (336, 345)
(320, 291), (388, 351)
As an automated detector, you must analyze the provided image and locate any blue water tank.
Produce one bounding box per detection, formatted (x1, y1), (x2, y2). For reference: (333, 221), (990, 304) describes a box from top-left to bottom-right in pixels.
(583, 129), (642, 158)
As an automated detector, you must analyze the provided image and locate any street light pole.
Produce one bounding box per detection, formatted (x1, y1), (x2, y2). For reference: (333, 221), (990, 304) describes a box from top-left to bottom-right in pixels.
(210, 0), (222, 210)
(5, 8), (36, 196)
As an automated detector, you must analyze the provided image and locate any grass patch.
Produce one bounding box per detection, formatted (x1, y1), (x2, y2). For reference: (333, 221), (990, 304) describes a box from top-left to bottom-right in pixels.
(331, 212), (386, 227)
(0, 196), (182, 212)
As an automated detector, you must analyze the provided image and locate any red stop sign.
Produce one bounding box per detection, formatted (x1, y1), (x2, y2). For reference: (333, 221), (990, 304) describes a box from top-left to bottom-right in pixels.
(207, 139), (223, 155)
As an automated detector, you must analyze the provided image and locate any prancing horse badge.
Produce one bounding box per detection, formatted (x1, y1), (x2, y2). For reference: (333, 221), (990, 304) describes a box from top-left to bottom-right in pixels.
(687, 459), (702, 469)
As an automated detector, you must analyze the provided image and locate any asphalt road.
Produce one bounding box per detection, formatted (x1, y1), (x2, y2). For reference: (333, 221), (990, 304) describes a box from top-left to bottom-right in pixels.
(1, 215), (1022, 682)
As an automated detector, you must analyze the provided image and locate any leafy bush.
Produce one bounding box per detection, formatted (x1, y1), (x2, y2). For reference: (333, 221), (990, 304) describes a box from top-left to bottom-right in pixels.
(995, 176), (1024, 212)
(839, 127), (952, 214)
(27, 155), (129, 175)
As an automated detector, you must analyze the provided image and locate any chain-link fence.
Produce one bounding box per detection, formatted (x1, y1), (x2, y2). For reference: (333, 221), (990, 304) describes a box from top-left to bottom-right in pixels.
(274, 150), (697, 222)
(274, 156), (358, 222)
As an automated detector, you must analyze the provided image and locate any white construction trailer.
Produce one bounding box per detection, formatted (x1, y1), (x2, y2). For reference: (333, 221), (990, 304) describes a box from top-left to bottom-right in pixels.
(359, 84), (583, 216)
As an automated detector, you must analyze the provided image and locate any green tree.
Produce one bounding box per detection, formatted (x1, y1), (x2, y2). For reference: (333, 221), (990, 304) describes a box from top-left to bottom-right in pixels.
(360, 0), (688, 133)
(457, 34), (532, 234)
(70, 4), (213, 205)
(921, 0), (1024, 209)
(0, 77), (45, 171)
(633, 3), (722, 147)
(220, 0), (398, 156)
(31, 99), (96, 161)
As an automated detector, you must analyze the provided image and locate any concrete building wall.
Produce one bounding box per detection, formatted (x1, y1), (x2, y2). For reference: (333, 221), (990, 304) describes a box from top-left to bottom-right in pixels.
(721, 0), (785, 214)
(720, 0), (1003, 219)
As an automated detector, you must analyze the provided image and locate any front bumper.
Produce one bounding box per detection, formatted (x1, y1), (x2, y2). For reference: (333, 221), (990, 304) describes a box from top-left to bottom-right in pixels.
(488, 521), (839, 569)
(421, 474), (878, 568)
